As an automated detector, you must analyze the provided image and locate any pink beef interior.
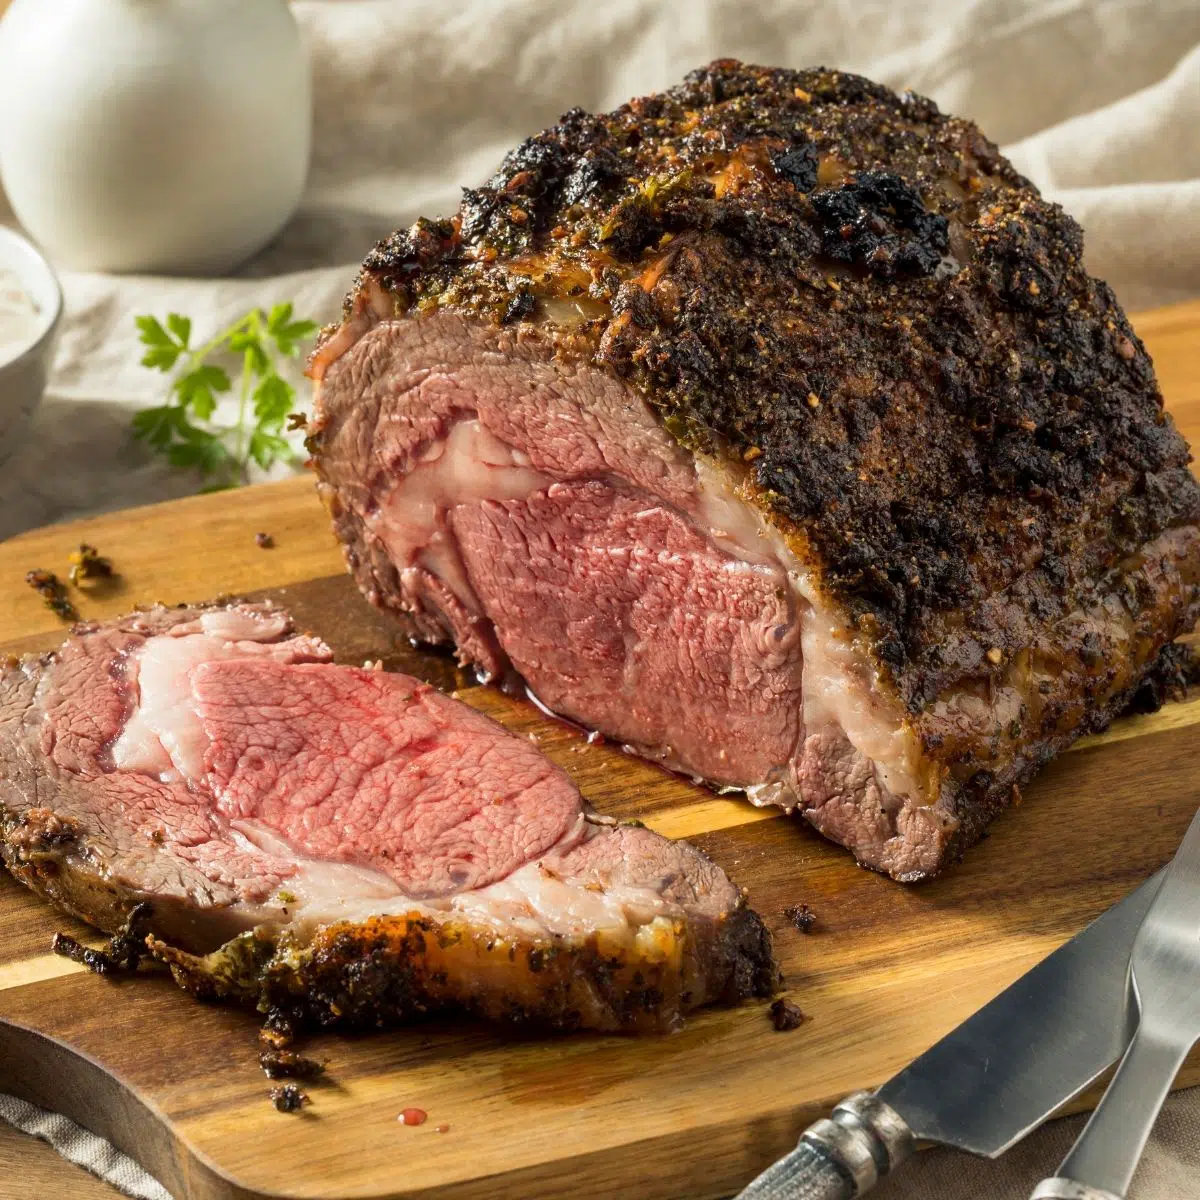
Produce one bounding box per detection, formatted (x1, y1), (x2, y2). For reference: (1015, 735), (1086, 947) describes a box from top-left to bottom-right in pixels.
(196, 660), (576, 895)
(452, 481), (802, 783)
(41, 607), (580, 914)
(315, 314), (936, 876)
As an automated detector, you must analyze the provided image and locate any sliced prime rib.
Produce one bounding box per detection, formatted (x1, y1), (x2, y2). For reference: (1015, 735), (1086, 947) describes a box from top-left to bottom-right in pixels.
(0, 604), (774, 1032)
(308, 60), (1200, 881)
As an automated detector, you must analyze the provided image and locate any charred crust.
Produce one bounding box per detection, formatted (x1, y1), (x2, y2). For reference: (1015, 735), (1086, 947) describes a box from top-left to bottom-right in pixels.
(808, 171), (949, 277)
(268, 1084), (309, 1113)
(501, 290), (537, 325)
(770, 142), (818, 191)
(1121, 640), (1197, 715)
(904, 634), (1200, 882)
(147, 906), (777, 1035)
(784, 904), (817, 933)
(260, 1006), (300, 1049)
(51, 902), (154, 976)
(259, 1049), (325, 1080)
(9, 808), (81, 857)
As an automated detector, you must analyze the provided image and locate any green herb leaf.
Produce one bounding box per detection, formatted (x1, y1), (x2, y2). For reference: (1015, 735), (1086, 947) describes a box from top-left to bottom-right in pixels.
(140, 345), (181, 371)
(136, 314), (191, 371)
(173, 364), (232, 421)
(230, 329), (270, 376)
(136, 315), (173, 348)
(252, 375), (294, 429)
(266, 302), (294, 333)
(266, 303), (320, 356)
(131, 404), (183, 448)
(169, 427), (234, 475)
(131, 305), (318, 491)
(166, 313), (192, 348)
(248, 429), (290, 470)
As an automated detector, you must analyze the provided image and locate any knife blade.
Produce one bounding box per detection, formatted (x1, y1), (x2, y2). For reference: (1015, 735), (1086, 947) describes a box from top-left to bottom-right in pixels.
(735, 870), (1164, 1200)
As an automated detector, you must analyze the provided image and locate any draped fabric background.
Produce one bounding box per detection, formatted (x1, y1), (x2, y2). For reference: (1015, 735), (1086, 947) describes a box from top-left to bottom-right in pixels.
(2, 1), (1200, 1196)
(4, 0), (1200, 538)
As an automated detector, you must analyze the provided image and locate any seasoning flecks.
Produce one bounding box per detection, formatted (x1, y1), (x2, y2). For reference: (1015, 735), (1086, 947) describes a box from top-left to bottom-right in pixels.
(25, 570), (78, 621)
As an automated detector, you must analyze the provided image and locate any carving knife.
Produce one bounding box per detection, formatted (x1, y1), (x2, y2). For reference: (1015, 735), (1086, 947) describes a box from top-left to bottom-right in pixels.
(735, 871), (1164, 1199)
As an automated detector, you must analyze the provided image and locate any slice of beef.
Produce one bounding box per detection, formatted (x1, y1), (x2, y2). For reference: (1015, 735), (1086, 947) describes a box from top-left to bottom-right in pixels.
(0, 604), (774, 1032)
(308, 60), (1200, 881)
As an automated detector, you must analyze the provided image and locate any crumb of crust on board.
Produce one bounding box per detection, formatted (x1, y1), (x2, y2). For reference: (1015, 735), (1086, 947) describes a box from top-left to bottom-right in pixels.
(24, 569), (77, 620)
(769, 997), (807, 1032)
(259, 1049), (325, 1080)
(68, 543), (114, 586)
(269, 1085), (309, 1113)
(784, 904), (817, 933)
(50, 902), (154, 975)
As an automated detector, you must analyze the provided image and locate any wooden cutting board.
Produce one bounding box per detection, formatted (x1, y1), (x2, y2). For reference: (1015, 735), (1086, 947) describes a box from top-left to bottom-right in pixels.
(1, 301), (1199, 1200)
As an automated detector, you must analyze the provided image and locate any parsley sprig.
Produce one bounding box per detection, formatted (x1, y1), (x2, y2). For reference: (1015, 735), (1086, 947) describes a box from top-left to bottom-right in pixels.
(132, 304), (319, 490)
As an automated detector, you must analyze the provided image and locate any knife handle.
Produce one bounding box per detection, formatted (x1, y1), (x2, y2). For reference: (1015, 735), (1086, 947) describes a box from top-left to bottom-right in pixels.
(736, 1092), (915, 1199)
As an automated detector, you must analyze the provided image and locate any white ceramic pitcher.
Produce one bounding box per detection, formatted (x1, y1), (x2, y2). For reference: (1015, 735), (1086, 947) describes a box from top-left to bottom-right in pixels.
(0, 0), (311, 274)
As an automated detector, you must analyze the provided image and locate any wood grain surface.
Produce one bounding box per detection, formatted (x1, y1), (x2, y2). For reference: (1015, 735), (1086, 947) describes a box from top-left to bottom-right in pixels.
(0, 301), (1198, 1200)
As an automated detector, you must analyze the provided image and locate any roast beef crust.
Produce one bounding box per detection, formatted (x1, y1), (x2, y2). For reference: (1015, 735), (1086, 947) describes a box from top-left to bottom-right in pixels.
(326, 59), (1200, 850)
(151, 906), (777, 1035)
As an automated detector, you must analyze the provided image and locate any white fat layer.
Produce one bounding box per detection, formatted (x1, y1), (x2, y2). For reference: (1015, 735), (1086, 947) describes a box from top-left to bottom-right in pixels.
(372, 413), (921, 806)
(691, 457), (919, 802)
(792, 577), (919, 800)
(370, 419), (551, 613)
(234, 817), (672, 940)
(194, 609), (292, 641)
(111, 619), (329, 782)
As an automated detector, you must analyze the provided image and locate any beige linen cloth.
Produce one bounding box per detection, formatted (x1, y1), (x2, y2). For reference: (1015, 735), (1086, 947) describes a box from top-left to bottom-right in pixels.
(1, 1), (1200, 1196)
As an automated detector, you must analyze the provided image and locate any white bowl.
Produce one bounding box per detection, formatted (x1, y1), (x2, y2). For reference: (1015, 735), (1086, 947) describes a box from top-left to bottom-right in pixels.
(0, 225), (61, 463)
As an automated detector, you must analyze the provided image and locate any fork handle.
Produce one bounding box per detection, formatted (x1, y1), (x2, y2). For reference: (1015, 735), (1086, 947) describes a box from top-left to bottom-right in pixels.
(1029, 1024), (1190, 1200)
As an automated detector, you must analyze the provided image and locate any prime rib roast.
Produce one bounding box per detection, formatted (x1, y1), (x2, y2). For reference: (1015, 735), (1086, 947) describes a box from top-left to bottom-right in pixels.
(309, 59), (1200, 881)
(0, 604), (774, 1032)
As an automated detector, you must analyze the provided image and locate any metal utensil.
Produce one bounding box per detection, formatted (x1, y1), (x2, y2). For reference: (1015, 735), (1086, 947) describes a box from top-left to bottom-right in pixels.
(1032, 808), (1200, 1200)
(735, 871), (1163, 1200)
